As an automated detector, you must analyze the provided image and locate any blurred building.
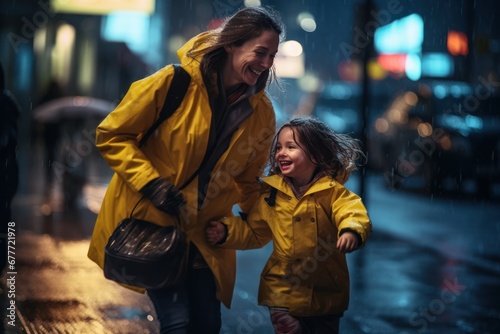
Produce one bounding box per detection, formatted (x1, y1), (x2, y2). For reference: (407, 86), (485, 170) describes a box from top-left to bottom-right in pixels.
(1, 0), (499, 147)
(1, 1), (499, 96)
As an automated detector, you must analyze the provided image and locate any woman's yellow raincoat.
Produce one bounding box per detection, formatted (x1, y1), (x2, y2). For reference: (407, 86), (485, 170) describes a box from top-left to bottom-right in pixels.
(221, 174), (372, 316)
(87, 32), (276, 308)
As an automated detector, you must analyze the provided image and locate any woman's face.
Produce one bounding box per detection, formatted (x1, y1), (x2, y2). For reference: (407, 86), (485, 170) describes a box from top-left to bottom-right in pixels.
(223, 29), (279, 89)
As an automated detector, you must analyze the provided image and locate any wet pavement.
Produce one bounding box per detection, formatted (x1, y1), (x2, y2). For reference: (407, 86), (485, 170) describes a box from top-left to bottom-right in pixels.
(2, 141), (500, 333)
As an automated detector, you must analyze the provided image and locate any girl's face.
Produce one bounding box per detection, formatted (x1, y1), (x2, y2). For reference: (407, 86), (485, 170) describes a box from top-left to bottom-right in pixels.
(223, 29), (279, 89)
(275, 127), (316, 187)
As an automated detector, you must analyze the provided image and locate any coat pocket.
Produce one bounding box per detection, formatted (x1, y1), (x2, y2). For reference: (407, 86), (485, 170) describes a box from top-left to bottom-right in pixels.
(322, 263), (350, 294)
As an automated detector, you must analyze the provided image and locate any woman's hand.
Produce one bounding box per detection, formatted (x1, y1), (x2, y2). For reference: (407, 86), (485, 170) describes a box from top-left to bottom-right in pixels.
(336, 232), (359, 253)
(140, 178), (186, 216)
(205, 221), (227, 246)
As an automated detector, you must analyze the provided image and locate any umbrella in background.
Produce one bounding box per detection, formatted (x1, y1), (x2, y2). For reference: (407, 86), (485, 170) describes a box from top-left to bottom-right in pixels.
(33, 96), (116, 123)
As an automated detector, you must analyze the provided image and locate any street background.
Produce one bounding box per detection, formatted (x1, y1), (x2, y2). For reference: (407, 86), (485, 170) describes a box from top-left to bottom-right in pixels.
(1, 140), (499, 333)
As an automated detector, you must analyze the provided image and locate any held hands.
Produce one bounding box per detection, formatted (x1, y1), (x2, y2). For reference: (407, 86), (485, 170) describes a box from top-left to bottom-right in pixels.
(336, 232), (359, 253)
(206, 221), (227, 246)
(140, 178), (186, 216)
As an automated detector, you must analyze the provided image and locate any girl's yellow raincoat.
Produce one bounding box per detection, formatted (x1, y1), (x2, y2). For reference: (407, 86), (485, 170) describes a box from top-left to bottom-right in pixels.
(221, 174), (372, 316)
(87, 32), (276, 308)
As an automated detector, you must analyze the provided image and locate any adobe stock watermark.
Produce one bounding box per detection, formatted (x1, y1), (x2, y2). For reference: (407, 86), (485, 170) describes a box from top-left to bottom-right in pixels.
(212, 0), (244, 19)
(400, 277), (467, 333)
(339, 0), (403, 61)
(221, 296), (271, 334)
(7, 0), (64, 52)
(443, 74), (500, 117)
(384, 127), (446, 190)
(384, 73), (500, 189)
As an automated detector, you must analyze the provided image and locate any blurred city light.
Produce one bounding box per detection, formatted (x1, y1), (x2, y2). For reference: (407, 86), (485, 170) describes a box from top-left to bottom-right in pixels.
(447, 30), (469, 56)
(378, 54), (407, 74)
(52, 23), (75, 85)
(51, 0), (155, 15)
(417, 122), (433, 137)
(367, 59), (386, 80)
(15, 47), (33, 92)
(374, 13), (424, 81)
(297, 12), (316, 33)
(432, 82), (472, 99)
(244, 0), (262, 7)
(297, 74), (321, 93)
(338, 60), (362, 82)
(323, 83), (357, 100)
(168, 35), (187, 54)
(274, 41), (305, 78)
(102, 11), (150, 54)
(300, 18), (317, 32)
(280, 40), (303, 57)
(405, 53), (421, 81)
(421, 53), (454, 77)
(33, 27), (47, 55)
(374, 14), (423, 54)
(433, 84), (448, 99)
(77, 37), (95, 94)
(403, 91), (418, 106)
(374, 118), (389, 134)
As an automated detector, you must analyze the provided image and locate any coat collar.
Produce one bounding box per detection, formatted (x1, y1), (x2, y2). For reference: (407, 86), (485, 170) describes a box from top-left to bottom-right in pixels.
(262, 174), (339, 198)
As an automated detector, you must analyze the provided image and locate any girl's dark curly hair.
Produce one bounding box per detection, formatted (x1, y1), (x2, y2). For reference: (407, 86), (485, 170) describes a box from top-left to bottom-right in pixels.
(268, 117), (366, 180)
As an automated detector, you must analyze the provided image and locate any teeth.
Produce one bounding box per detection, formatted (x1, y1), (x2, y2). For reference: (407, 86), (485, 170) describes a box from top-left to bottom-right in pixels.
(250, 68), (262, 76)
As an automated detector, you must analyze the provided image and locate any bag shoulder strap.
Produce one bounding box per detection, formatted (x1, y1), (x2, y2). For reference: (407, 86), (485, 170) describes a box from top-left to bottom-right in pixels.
(138, 64), (191, 147)
(264, 187), (278, 207)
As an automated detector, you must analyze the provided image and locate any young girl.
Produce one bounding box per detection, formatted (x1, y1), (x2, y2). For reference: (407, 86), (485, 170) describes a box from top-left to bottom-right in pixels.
(206, 117), (372, 334)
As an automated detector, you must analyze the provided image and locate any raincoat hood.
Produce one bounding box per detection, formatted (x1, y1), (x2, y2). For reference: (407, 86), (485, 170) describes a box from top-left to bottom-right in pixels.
(176, 32), (211, 81)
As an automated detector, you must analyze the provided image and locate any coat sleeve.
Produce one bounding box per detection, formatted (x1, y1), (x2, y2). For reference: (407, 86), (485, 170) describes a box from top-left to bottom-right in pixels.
(233, 96), (276, 213)
(95, 66), (174, 193)
(221, 196), (273, 250)
(331, 186), (372, 247)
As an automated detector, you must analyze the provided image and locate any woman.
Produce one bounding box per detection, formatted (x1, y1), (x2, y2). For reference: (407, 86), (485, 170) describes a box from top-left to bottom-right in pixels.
(87, 6), (285, 333)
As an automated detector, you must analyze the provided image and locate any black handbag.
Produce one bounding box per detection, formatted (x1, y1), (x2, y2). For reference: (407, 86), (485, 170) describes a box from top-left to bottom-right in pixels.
(103, 204), (187, 289)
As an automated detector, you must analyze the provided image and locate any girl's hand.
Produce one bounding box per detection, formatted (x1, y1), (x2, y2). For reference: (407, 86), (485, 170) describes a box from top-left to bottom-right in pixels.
(206, 221), (226, 246)
(336, 232), (359, 253)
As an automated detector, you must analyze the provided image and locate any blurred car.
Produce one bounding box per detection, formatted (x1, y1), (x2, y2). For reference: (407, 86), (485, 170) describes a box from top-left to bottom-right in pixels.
(369, 81), (500, 196)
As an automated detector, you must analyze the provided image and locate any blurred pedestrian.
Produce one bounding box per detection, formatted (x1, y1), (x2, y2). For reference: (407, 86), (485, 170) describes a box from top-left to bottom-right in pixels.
(206, 117), (372, 334)
(37, 79), (65, 187)
(88, 6), (285, 334)
(0, 62), (20, 273)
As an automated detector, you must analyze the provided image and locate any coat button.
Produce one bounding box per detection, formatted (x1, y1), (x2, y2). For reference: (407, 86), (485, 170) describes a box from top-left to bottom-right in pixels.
(310, 218), (315, 222)
(295, 217), (301, 222)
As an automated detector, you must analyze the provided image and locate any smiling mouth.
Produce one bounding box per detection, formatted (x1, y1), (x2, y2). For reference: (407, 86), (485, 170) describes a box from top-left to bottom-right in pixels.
(249, 67), (262, 76)
(279, 161), (292, 169)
